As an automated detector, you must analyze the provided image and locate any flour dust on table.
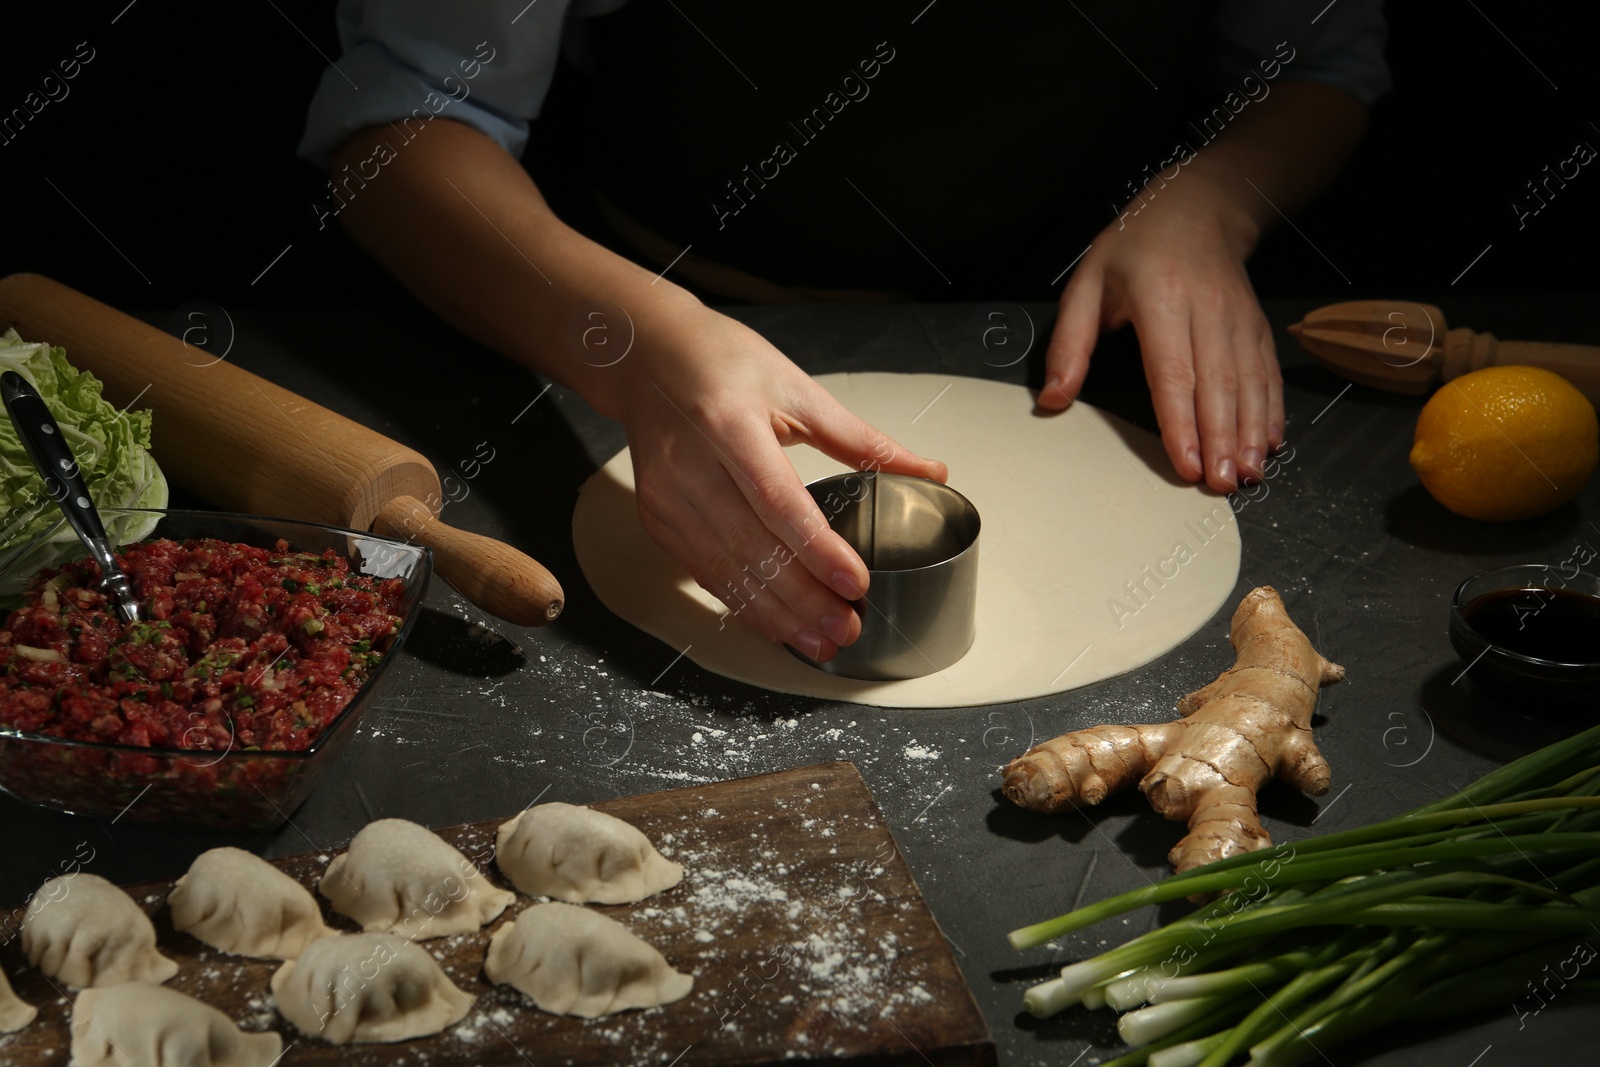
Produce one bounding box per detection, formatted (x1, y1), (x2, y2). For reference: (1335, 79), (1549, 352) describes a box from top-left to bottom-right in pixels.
(574, 373), (1243, 707)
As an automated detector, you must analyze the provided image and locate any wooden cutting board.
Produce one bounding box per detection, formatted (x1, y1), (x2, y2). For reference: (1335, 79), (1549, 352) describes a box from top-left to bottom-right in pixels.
(0, 762), (995, 1066)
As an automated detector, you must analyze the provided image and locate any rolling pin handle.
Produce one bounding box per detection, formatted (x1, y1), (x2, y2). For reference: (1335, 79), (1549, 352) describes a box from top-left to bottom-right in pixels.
(374, 495), (564, 626)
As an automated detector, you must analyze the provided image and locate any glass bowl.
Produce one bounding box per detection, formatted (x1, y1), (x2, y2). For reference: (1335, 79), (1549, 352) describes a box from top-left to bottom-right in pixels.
(1448, 564), (1600, 710)
(0, 509), (431, 830)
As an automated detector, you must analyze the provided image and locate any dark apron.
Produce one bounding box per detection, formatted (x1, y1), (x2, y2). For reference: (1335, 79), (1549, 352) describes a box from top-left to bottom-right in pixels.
(536, 1), (1209, 301)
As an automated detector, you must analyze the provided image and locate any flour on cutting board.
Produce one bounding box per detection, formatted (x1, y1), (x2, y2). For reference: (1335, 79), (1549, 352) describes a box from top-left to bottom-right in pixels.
(434, 784), (938, 1056)
(586, 787), (934, 1045)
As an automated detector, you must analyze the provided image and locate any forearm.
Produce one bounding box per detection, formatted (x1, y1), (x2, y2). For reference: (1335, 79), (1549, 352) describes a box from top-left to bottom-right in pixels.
(1174, 80), (1369, 256)
(329, 118), (700, 419)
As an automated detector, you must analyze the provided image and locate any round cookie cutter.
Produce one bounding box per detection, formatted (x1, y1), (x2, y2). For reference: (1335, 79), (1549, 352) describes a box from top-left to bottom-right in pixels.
(798, 472), (980, 680)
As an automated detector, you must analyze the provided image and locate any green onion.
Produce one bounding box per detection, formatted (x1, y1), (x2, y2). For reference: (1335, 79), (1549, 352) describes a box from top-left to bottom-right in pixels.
(1008, 724), (1600, 1065)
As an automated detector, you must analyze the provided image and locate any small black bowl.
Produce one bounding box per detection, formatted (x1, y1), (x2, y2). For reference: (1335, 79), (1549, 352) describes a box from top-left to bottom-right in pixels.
(1448, 564), (1600, 711)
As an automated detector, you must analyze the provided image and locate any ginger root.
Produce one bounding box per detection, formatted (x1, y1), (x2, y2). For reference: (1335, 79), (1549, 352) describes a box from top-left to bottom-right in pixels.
(1002, 586), (1344, 874)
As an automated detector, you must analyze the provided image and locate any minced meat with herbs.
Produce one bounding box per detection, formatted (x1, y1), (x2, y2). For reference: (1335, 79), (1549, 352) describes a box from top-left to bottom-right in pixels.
(0, 537), (407, 751)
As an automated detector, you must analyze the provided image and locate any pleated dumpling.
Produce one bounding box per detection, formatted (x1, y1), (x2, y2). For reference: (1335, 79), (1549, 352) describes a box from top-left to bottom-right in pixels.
(0, 966), (36, 1033)
(169, 847), (333, 960)
(319, 818), (513, 940)
(495, 803), (683, 904)
(20, 873), (178, 989)
(71, 983), (283, 1067)
(271, 932), (473, 1044)
(484, 902), (693, 1018)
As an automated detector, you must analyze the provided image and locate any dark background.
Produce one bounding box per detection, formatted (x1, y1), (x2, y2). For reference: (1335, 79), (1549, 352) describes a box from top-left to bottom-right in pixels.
(1, 1), (1596, 319)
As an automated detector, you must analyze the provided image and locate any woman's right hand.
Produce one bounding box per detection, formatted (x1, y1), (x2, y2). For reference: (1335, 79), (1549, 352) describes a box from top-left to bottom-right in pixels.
(610, 306), (947, 662)
(324, 118), (941, 659)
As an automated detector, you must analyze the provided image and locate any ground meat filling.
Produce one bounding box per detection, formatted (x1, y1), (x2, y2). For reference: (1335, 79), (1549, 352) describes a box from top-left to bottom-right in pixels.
(0, 538), (407, 751)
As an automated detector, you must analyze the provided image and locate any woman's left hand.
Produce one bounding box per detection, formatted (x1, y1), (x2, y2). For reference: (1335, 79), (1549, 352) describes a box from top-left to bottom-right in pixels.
(1039, 170), (1284, 493)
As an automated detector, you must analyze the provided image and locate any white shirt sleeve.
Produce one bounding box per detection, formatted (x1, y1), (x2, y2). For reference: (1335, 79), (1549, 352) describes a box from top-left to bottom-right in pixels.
(297, 0), (624, 166)
(1205, 0), (1391, 105)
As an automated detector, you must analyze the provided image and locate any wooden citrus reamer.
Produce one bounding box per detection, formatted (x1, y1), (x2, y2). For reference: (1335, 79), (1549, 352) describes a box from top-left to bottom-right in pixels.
(0, 273), (563, 626)
(1288, 300), (1600, 405)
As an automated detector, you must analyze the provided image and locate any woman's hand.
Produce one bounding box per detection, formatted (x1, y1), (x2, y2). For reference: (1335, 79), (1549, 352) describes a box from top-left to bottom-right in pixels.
(1040, 171), (1283, 491)
(612, 307), (947, 661)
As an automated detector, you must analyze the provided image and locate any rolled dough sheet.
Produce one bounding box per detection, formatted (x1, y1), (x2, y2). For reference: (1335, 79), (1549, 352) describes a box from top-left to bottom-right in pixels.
(572, 373), (1241, 708)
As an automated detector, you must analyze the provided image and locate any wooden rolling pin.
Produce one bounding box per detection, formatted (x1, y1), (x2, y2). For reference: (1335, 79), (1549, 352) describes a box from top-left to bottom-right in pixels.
(0, 273), (563, 625)
(1289, 300), (1600, 405)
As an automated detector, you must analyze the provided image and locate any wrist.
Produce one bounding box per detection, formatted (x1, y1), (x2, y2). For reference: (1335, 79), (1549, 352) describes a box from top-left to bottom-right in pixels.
(570, 281), (710, 422)
(1184, 169), (1265, 260)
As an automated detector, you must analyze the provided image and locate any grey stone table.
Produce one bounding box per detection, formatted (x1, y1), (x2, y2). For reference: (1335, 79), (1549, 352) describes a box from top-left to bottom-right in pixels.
(4, 296), (1595, 1065)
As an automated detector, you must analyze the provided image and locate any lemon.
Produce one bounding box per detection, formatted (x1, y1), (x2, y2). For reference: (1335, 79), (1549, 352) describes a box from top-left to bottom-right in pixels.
(1409, 365), (1598, 522)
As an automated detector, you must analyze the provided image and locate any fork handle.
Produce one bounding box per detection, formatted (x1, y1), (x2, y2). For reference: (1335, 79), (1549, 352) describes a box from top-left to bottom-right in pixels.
(0, 371), (142, 622)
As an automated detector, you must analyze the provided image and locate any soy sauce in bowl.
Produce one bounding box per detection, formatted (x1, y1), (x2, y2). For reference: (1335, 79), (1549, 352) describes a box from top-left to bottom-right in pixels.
(1462, 586), (1600, 664)
(1448, 565), (1600, 711)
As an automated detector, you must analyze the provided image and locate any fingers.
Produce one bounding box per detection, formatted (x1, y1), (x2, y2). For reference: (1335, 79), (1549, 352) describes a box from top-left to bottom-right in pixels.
(1132, 301), (1205, 484)
(1231, 321), (1270, 484)
(711, 490), (862, 655)
(1132, 284), (1279, 491)
(623, 323), (946, 658)
(1041, 262), (1105, 410)
(1263, 328), (1285, 452)
(646, 515), (839, 661)
(799, 391), (948, 484)
(675, 382), (955, 657)
(1191, 317), (1239, 491)
(716, 416), (885, 605)
(636, 456), (859, 660)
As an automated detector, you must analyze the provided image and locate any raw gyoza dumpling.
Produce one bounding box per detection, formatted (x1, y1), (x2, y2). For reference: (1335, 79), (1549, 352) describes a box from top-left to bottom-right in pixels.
(20, 872), (178, 989)
(495, 802), (683, 904)
(271, 932), (473, 1044)
(484, 902), (693, 1018)
(0, 966), (36, 1033)
(320, 818), (513, 940)
(169, 847), (333, 960)
(71, 982), (283, 1067)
